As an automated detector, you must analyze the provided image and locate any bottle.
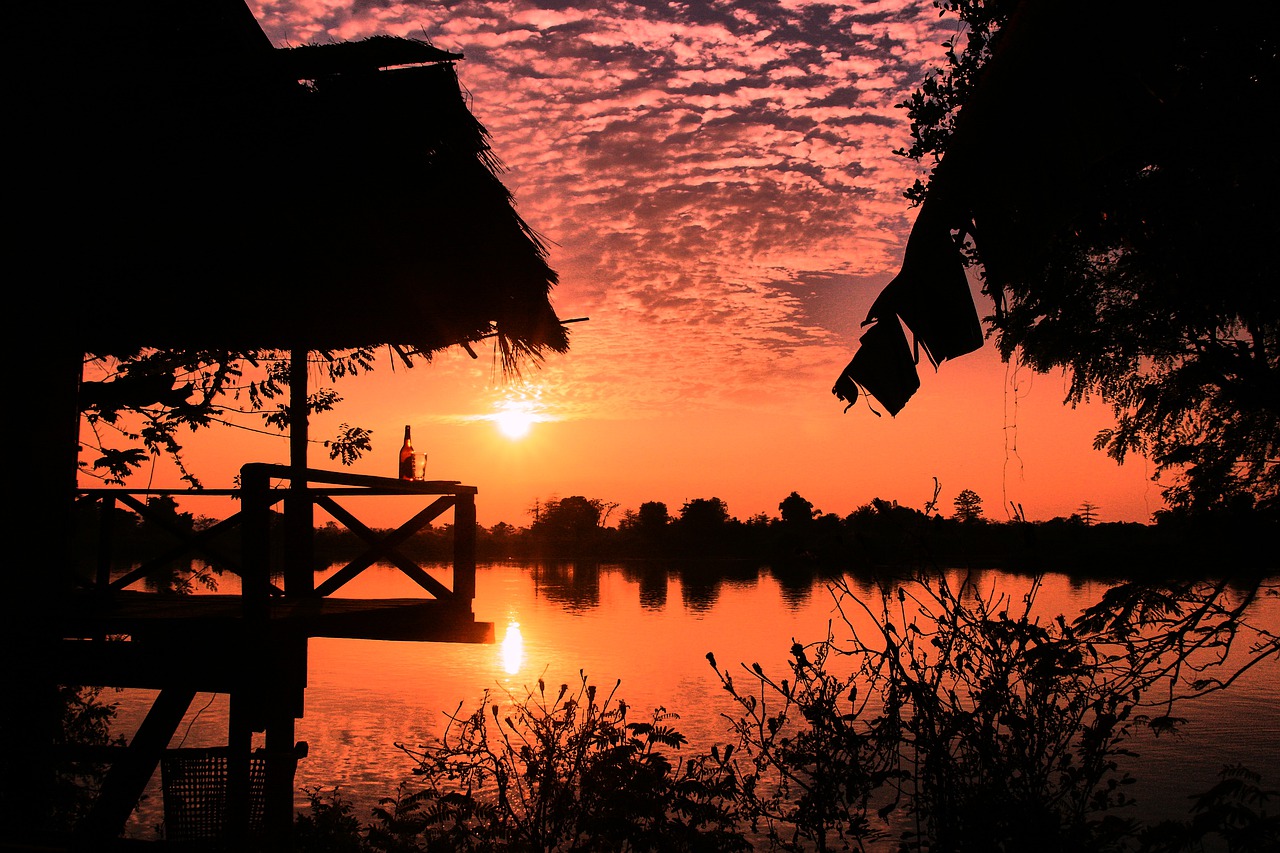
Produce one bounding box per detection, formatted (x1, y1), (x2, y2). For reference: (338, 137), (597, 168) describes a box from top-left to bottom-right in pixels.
(399, 425), (416, 480)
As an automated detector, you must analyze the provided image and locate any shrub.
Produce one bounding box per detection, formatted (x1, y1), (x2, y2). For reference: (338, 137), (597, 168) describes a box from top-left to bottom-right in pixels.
(709, 574), (1176, 851)
(382, 674), (748, 851)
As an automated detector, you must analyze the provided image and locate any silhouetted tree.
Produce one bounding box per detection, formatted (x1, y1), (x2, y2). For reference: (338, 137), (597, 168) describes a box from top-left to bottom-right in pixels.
(673, 497), (737, 556)
(1078, 501), (1100, 526)
(619, 501), (672, 555)
(477, 521), (524, 559)
(488, 521), (520, 540)
(842, 497), (936, 568)
(778, 491), (816, 525)
(678, 498), (731, 534)
(678, 498), (731, 528)
(530, 496), (606, 556)
(952, 489), (984, 522)
(635, 501), (672, 531)
(896, 0), (1280, 516)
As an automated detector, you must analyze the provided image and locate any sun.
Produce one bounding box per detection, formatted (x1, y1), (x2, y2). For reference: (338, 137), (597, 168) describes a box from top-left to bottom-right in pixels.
(494, 402), (536, 439)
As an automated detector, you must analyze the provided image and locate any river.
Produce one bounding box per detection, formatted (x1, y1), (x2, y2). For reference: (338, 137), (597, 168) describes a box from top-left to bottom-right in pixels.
(109, 560), (1279, 845)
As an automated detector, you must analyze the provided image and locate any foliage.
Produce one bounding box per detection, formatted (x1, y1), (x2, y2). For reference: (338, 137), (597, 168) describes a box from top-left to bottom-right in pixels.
(1136, 764), (1280, 853)
(951, 489), (983, 523)
(710, 574), (1149, 851)
(621, 502), (672, 533)
(80, 347), (381, 487)
(673, 498), (740, 557)
(1073, 578), (1280, 711)
(710, 571), (1278, 851)
(679, 498), (732, 531)
(895, 1), (1280, 516)
(296, 787), (366, 853)
(893, 0), (1010, 200)
(618, 502), (674, 556)
(779, 492), (817, 526)
(381, 674), (748, 851)
(43, 686), (125, 831)
(708, 639), (890, 851)
(529, 496), (611, 557)
(94, 483), (1278, 576)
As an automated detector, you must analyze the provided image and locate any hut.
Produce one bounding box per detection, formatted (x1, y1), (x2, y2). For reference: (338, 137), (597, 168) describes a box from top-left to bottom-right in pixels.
(9, 1), (573, 848)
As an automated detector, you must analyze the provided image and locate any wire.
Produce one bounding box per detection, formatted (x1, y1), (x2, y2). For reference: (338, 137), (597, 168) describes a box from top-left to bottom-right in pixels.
(176, 692), (219, 748)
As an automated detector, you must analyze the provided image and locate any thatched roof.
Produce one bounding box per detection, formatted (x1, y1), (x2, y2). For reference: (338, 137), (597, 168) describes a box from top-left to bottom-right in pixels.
(25, 1), (568, 369)
(833, 0), (1275, 414)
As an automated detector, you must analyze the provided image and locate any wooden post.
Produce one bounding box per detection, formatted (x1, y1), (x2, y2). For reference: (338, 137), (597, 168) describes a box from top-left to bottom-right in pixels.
(454, 492), (477, 605)
(263, 631), (307, 846)
(285, 347), (314, 596)
(96, 493), (115, 591)
(226, 690), (257, 847)
(241, 464), (270, 622)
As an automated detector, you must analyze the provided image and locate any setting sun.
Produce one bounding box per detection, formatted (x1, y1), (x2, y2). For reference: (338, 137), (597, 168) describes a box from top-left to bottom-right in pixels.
(494, 401), (538, 440)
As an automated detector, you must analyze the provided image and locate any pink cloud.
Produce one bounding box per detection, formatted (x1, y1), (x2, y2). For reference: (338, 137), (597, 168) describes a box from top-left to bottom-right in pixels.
(246, 1), (969, 417)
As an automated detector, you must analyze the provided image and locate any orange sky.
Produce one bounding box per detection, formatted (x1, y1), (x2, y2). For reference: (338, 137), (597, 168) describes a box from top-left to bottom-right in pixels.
(91, 1), (1168, 528)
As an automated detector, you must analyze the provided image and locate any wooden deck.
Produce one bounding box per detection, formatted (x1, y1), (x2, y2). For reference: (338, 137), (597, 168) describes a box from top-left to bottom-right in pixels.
(46, 464), (494, 847)
(53, 591), (494, 692)
(63, 464), (495, 693)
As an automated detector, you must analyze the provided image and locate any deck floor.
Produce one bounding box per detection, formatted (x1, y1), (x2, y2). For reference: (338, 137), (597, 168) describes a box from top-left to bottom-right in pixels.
(62, 590), (494, 641)
(50, 591), (493, 691)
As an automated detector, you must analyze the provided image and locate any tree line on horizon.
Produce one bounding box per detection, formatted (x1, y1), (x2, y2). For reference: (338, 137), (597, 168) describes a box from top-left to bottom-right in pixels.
(449, 489), (1272, 573)
(78, 486), (1276, 588)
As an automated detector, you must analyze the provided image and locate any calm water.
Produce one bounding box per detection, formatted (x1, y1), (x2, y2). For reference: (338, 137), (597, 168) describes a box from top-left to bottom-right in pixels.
(111, 561), (1280, 842)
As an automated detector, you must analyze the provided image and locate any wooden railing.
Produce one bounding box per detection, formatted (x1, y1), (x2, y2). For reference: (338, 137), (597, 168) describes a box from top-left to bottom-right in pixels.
(75, 463), (478, 613)
(75, 486), (244, 593)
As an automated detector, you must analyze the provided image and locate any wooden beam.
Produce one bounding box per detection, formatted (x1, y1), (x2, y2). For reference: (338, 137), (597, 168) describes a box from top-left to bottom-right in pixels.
(313, 495), (455, 598)
(241, 461), (475, 494)
(76, 688), (196, 842)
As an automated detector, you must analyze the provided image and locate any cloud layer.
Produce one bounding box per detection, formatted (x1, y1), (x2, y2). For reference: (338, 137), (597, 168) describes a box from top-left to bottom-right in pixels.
(252, 0), (959, 419)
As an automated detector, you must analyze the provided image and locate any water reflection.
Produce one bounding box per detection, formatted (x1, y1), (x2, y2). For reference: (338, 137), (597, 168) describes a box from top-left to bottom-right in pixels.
(104, 560), (1279, 843)
(628, 564), (668, 609)
(501, 622), (524, 675)
(675, 560), (758, 612)
(531, 561), (601, 610)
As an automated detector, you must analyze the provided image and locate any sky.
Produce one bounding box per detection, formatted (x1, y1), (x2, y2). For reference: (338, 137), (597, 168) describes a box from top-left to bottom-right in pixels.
(100, 0), (1168, 528)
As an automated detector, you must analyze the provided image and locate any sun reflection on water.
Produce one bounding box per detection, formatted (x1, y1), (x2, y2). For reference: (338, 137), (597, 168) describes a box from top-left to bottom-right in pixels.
(501, 621), (524, 675)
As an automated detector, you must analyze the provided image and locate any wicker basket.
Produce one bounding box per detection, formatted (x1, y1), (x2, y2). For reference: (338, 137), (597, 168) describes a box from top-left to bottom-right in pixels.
(160, 747), (266, 842)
